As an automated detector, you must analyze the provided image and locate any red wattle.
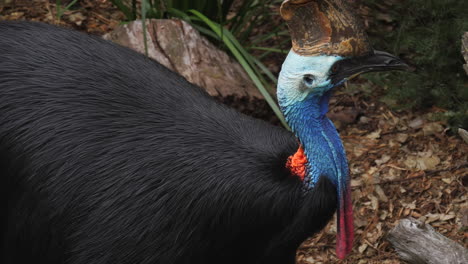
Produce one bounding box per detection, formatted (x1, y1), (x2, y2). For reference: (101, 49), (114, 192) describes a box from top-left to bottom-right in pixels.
(336, 186), (354, 259)
(286, 145), (307, 180)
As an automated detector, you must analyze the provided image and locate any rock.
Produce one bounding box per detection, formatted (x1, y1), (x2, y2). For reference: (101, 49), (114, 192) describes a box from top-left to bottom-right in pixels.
(103, 19), (261, 99)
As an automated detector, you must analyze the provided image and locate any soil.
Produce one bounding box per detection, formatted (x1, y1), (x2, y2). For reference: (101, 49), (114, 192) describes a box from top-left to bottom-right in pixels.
(1, 1), (467, 263)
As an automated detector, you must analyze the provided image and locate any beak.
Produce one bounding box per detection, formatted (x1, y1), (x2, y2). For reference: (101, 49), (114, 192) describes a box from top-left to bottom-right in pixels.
(330, 50), (409, 85)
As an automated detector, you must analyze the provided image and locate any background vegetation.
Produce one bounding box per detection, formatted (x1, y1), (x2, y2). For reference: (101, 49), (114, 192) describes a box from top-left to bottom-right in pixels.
(363, 0), (468, 129)
(108, 0), (468, 128)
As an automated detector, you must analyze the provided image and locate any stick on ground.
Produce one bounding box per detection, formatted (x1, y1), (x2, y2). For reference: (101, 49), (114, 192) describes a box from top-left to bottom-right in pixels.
(387, 217), (468, 264)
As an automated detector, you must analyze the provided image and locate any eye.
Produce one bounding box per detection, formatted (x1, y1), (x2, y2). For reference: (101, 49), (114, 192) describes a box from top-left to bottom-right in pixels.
(330, 63), (339, 73)
(302, 75), (315, 87)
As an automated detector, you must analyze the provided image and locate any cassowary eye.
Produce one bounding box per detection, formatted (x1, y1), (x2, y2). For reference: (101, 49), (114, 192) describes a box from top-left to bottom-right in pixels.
(331, 63), (339, 73)
(303, 75), (315, 86)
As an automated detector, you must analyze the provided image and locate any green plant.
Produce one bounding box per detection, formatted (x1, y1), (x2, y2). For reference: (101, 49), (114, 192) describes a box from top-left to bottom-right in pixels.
(56, 0), (79, 20)
(109, 0), (289, 127)
(190, 10), (287, 128)
(363, 0), (468, 128)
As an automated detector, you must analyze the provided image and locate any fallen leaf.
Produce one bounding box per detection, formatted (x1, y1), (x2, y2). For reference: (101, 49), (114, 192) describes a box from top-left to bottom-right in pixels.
(395, 133), (408, 143)
(409, 117), (424, 129)
(417, 155), (440, 170)
(403, 153), (440, 170)
(439, 213), (456, 221)
(358, 243), (368, 253)
(68, 12), (87, 26)
(375, 185), (389, 202)
(422, 122), (444, 136)
(380, 210), (388, 220)
(401, 200), (416, 209)
(426, 213), (440, 223)
(370, 195), (379, 210)
(359, 116), (370, 124)
(355, 217), (368, 228)
(375, 154), (391, 166)
(441, 177), (453, 184)
(366, 129), (381, 139)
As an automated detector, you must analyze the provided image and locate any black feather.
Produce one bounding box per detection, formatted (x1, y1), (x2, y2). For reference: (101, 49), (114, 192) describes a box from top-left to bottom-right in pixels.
(0, 21), (336, 264)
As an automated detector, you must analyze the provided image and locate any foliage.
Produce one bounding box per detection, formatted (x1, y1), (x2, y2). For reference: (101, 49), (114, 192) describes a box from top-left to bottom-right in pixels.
(109, 0), (289, 128)
(189, 10), (288, 128)
(363, 0), (468, 128)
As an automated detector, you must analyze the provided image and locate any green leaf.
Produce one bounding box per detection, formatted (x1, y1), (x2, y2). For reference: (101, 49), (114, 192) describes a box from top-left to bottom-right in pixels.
(141, 0), (150, 56)
(189, 9), (289, 129)
(248, 47), (288, 54)
(56, 0), (79, 20)
(110, 0), (135, 20)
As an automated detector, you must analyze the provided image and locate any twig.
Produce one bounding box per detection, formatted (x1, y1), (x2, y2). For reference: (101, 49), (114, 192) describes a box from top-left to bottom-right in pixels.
(363, 239), (380, 252)
(91, 11), (111, 25)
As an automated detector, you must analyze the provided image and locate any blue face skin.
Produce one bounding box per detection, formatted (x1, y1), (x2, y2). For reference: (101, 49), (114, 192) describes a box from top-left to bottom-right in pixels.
(277, 50), (348, 190)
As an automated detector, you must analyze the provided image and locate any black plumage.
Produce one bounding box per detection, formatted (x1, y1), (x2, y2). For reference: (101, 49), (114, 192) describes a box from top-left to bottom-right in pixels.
(0, 22), (336, 264)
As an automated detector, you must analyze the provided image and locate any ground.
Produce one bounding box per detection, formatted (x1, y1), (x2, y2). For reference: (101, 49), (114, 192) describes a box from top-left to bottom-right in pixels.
(1, 1), (467, 263)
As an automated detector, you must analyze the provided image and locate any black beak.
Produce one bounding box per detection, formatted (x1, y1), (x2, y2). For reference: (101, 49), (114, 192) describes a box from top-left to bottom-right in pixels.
(330, 50), (409, 85)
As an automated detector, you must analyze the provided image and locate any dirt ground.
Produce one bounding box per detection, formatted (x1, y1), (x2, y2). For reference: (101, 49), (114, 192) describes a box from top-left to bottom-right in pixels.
(1, 1), (467, 263)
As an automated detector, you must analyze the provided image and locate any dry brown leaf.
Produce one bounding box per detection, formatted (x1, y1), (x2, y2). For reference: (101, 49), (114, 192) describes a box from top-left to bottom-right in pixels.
(376, 154), (391, 166)
(395, 133), (408, 143)
(370, 195), (379, 210)
(366, 129), (382, 139)
(401, 200), (416, 209)
(375, 185), (389, 202)
(68, 12), (87, 26)
(358, 243), (368, 253)
(408, 117), (424, 129)
(403, 152), (440, 170)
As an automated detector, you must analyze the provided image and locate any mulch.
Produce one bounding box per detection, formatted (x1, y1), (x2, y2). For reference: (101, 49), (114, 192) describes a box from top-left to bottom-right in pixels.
(1, 1), (467, 263)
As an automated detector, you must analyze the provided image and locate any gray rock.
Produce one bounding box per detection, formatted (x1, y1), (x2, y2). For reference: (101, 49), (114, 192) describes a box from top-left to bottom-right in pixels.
(103, 19), (261, 99)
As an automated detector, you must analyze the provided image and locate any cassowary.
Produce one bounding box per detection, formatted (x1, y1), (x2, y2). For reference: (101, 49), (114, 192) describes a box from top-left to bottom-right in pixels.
(0, 0), (407, 263)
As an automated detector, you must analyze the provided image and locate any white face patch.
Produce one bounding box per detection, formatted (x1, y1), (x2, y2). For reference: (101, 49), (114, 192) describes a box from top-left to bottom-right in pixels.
(277, 50), (343, 107)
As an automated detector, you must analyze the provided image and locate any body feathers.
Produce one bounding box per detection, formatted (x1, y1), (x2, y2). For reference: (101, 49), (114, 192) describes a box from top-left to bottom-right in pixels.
(0, 22), (336, 264)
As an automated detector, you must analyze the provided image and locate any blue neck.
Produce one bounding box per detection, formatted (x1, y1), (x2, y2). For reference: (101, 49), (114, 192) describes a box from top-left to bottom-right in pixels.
(280, 92), (349, 188)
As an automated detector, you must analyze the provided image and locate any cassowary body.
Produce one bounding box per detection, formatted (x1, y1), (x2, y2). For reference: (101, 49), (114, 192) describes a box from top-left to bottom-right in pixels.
(0, 22), (336, 264)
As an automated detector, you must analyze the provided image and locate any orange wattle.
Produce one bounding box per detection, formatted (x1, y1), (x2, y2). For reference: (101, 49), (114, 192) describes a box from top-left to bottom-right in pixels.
(286, 145), (307, 180)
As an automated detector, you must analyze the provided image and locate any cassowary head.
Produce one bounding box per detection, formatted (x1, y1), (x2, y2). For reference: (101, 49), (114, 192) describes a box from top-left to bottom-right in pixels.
(277, 0), (408, 259)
